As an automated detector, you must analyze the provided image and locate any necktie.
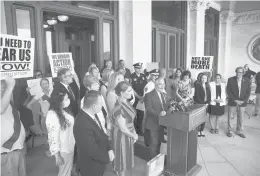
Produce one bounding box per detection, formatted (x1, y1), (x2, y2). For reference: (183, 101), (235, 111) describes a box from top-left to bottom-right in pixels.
(68, 85), (75, 100)
(94, 114), (105, 133)
(160, 92), (166, 110)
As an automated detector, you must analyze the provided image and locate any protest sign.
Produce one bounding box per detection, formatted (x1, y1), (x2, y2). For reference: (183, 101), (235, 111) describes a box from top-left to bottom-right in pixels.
(189, 56), (214, 71)
(27, 77), (53, 100)
(0, 34), (35, 78)
(48, 53), (75, 77)
(146, 62), (159, 72)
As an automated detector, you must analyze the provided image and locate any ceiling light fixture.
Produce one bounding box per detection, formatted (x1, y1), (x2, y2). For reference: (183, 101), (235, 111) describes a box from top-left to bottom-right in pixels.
(57, 15), (69, 22)
(47, 18), (57, 25)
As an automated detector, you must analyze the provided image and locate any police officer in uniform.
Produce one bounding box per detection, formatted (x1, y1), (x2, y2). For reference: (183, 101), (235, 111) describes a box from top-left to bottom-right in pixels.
(130, 62), (147, 135)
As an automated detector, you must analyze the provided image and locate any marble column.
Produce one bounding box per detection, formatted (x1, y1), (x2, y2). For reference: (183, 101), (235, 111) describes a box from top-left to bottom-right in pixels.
(187, 0), (211, 79)
(1, 1), (7, 34)
(132, 0), (152, 70)
(218, 11), (235, 79)
(119, 1), (133, 70)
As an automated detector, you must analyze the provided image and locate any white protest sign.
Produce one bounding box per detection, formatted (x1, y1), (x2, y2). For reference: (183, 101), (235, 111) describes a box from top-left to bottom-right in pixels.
(48, 53), (75, 77)
(189, 56), (214, 71)
(0, 34), (35, 79)
(27, 77), (53, 99)
(146, 62), (159, 72)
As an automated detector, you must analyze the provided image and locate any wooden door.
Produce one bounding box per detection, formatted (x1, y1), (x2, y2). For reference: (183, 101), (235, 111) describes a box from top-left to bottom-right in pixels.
(155, 25), (179, 74)
(54, 23), (92, 81)
(204, 36), (218, 81)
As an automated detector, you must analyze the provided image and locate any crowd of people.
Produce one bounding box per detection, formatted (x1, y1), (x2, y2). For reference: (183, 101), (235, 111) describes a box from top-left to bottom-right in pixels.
(1, 59), (260, 176)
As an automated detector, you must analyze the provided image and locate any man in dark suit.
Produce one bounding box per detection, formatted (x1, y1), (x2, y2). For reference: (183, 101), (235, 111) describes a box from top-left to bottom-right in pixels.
(227, 67), (251, 138)
(254, 71), (260, 117)
(74, 90), (114, 176)
(52, 68), (80, 117)
(117, 59), (131, 81)
(144, 78), (168, 159)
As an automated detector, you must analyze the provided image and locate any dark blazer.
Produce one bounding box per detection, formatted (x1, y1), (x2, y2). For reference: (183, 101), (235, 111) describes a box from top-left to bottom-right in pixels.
(144, 90), (168, 131)
(255, 72), (260, 94)
(244, 69), (256, 79)
(226, 76), (251, 107)
(52, 80), (80, 117)
(74, 110), (111, 176)
(193, 82), (211, 104)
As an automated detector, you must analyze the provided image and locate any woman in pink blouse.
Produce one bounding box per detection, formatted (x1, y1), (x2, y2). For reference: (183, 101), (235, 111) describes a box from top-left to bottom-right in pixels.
(46, 89), (75, 176)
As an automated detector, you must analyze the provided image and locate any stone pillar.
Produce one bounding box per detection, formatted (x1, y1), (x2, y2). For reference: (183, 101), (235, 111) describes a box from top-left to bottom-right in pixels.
(218, 11), (235, 79)
(119, 1), (133, 70)
(187, 0), (210, 79)
(1, 1), (7, 34)
(132, 0), (152, 70)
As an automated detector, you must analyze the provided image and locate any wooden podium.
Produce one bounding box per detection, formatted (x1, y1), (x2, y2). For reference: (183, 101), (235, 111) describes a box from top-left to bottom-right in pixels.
(159, 104), (207, 176)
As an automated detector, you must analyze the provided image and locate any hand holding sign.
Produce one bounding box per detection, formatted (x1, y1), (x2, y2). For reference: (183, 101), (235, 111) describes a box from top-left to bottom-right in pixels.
(0, 34), (35, 78)
(2, 76), (16, 88)
(48, 53), (75, 77)
(190, 56), (214, 71)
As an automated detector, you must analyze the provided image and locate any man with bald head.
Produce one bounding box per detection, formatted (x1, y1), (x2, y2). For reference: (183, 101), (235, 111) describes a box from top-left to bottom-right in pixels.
(144, 78), (168, 159)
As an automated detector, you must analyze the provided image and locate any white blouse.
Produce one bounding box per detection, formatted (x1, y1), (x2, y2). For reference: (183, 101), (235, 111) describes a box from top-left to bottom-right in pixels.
(46, 110), (75, 155)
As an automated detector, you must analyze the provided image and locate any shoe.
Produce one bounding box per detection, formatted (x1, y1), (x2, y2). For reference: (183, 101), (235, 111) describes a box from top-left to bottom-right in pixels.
(210, 129), (215, 134)
(227, 132), (233, 137)
(215, 129), (219, 134)
(253, 113), (258, 117)
(237, 133), (246, 138)
(200, 131), (205, 137)
(198, 131), (201, 137)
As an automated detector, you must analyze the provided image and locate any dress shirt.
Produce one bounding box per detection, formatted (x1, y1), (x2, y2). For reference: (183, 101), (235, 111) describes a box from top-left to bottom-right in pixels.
(46, 110), (75, 155)
(156, 90), (165, 111)
(81, 109), (104, 131)
(1, 104), (25, 153)
(60, 82), (69, 91)
(237, 78), (242, 98)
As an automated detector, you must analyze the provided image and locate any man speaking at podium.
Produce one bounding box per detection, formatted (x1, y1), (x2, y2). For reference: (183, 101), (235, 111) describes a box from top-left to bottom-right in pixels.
(144, 78), (168, 159)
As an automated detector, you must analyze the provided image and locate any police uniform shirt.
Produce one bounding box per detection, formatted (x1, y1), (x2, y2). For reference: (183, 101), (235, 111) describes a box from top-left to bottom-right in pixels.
(130, 72), (147, 97)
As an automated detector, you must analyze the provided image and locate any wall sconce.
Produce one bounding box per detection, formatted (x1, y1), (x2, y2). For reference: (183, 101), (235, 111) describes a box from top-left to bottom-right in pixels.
(58, 15), (69, 22)
(47, 18), (57, 25)
(43, 24), (49, 28)
(91, 35), (95, 41)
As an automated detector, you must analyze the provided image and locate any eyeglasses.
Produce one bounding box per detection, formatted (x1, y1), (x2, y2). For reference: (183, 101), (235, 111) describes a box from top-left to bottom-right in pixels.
(64, 74), (73, 78)
(237, 72), (243, 74)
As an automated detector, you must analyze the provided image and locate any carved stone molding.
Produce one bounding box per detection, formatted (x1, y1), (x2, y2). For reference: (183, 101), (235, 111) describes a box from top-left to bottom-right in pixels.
(188, 0), (211, 12)
(220, 11), (235, 24)
(233, 10), (260, 25)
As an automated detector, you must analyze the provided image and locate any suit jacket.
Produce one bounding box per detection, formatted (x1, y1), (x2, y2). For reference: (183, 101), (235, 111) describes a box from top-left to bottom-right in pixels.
(144, 90), (168, 131)
(74, 110), (111, 176)
(226, 76), (251, 107)
(209, 82), (226, 106)
(52, 81), (80, 117)
(193, 83), (211, 104)
(255, 72), (260, 94)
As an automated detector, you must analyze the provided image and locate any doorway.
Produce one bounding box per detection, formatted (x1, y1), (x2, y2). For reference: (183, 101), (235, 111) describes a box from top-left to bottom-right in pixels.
(43, 11), (97, 81)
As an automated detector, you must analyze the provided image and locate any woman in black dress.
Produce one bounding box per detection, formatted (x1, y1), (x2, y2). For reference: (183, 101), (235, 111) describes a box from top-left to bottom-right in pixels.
(194, 73), (211, 137)
(208, 74), (226, 134)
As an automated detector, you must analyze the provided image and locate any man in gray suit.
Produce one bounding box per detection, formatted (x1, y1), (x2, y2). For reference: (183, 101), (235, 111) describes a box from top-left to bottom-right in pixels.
(144, 78), (168, 159)
(226, 67), (251, 138)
